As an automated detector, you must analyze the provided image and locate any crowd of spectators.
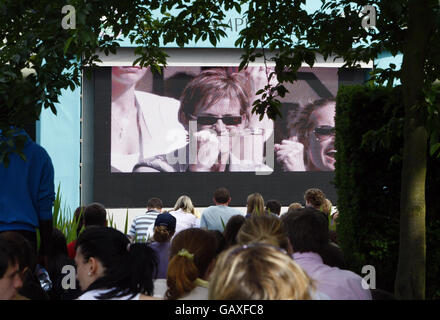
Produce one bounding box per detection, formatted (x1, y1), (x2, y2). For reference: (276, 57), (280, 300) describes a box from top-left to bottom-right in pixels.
(1, 186), (393, 300)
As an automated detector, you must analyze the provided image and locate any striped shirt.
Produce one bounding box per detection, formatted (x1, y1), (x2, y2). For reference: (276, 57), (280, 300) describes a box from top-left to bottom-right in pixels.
(128, 210), (160, 242)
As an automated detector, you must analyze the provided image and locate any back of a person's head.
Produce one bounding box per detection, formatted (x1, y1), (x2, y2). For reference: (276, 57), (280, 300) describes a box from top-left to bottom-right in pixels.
(281, 208), (329, 253)
(50, 228), (68, 258)
(246, 193), (265, 216)
(147, 197), (163, 210)
(166, 228), (219, 300)
(321, 198), (333, 216)
(209, 244), (314, 300)
(153, 212), (177, 243)
(173, 195), (195, 214)
(83, 203), (107, 227)
(265, 200), (281, 216)
(237, 215), (289, 252)
(288, 202), (303, 212)
(213, 187), (230, 204)
(76, 227), (157, 299)
(304, 188), (326, 209)
(223, 215), (246, 248)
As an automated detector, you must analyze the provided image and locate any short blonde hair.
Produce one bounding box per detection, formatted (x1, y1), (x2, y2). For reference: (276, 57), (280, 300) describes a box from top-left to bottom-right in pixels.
(173, 195), (196, 215)
(209, 244), (314, 300)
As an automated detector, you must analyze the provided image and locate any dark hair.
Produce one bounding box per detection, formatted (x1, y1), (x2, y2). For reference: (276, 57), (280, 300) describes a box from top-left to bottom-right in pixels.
(209, 230), (227, 255)
(0, 236), (20, 278)
(83, 203), (107, 227)
(76, 227), (157, 299)
(147, 197), (163, 210)
(166, 228), (219, 300)
(304, 188), (326, 209)
(214, 187), (230, 204)
(178, 69), (250, 124)
(0, 232), (35, 274)
(266, 200), (282, 216)
(281, 208), (329, 253)
(223, 215), (246, 248)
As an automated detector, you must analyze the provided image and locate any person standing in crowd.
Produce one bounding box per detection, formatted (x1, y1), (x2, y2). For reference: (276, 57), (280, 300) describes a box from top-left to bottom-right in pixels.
(281, 208), (371, 300)
(67, 202), (108, 259)
(128, 197), (163, 243)
(275, 98), (336, 171)
(209, 244), (316, 300)
(265, 199), (282, 216)
(154, 228), (220, 300)
(133, 69), (272, 172)
(149, 213), (176, 279)
(200, 188), (243, 232)
(245, 193), (265, 218)
(0, 127), (54, 269)
(168, 195), (200, 237)
(75, 227), (158, 300)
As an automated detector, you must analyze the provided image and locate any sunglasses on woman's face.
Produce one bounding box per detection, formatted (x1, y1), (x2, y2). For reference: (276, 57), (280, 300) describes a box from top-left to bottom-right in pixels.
(313, 125), (335, 141)
(187, 114), (242, 126)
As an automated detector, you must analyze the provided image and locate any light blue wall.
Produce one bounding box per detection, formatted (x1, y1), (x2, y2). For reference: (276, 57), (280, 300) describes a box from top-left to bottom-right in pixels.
(38, 86), (81, 215)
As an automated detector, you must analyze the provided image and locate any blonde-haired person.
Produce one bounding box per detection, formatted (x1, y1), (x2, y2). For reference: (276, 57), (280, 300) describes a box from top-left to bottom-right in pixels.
(153, 228), (220, 299)
(245, 193), (265, 218)
(236, 215), (291, 253)
(208, 243), (316, 300)
(169, 195), (200, 236)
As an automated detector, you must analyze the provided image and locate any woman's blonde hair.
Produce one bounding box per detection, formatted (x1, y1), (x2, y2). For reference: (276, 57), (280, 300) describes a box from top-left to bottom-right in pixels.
(246, 193), (265, 216)
(173, 195), (196, 215)
(236, 215), (289, 252)
(209, 244), (314, 300)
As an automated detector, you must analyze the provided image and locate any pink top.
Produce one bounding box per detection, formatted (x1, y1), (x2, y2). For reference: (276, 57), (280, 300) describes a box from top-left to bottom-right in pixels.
(293, 252), (372, 300)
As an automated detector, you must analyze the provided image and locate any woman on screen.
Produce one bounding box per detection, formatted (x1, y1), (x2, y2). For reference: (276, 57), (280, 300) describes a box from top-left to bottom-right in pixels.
(274, 98), (336, 171)
(133, 69), (273, 172)
(111, 66), (187, 172)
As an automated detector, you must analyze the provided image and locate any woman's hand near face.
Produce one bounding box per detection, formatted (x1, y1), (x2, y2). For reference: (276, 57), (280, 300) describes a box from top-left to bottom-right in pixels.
(275, 137), (306, 171)
(189, 130), (229, 171)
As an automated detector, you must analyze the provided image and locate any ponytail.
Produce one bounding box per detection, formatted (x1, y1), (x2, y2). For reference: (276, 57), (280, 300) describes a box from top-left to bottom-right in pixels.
(165, 252), (198, 300)
(165, 228), (219, 300)
(153, 226), (173, 243)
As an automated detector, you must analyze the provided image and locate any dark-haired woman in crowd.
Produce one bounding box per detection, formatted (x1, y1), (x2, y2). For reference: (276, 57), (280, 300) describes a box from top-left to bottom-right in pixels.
(74, 227), (158, 300)
(150, 213), (176, 279)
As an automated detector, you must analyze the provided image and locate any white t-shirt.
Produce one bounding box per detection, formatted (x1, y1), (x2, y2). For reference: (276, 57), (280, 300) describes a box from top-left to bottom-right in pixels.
(169, 209), (200, 236)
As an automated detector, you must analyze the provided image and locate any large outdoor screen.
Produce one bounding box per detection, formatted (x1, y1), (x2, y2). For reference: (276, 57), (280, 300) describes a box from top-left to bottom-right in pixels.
(93, 65), (368, 207)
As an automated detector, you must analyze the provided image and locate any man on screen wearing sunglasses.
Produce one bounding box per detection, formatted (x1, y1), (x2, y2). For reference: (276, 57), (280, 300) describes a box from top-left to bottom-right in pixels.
(275, 99), (336, 172)
(133, 69), (272, 172)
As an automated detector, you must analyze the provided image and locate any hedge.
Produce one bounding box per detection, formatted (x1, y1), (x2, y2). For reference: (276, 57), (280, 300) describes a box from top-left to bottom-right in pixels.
(334, 85), (440, 299)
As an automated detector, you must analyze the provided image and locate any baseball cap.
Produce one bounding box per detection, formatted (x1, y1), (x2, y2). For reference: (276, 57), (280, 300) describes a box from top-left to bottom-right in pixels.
(154, 212), (176, 232)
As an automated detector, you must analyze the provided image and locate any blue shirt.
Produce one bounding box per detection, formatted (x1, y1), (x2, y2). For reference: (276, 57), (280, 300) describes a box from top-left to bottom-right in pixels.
(0, 129), (55, 232)
(200, 205), (244, 232)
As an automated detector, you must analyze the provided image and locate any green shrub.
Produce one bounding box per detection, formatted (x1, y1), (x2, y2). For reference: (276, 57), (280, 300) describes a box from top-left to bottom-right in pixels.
(334, 85), (440, 299)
